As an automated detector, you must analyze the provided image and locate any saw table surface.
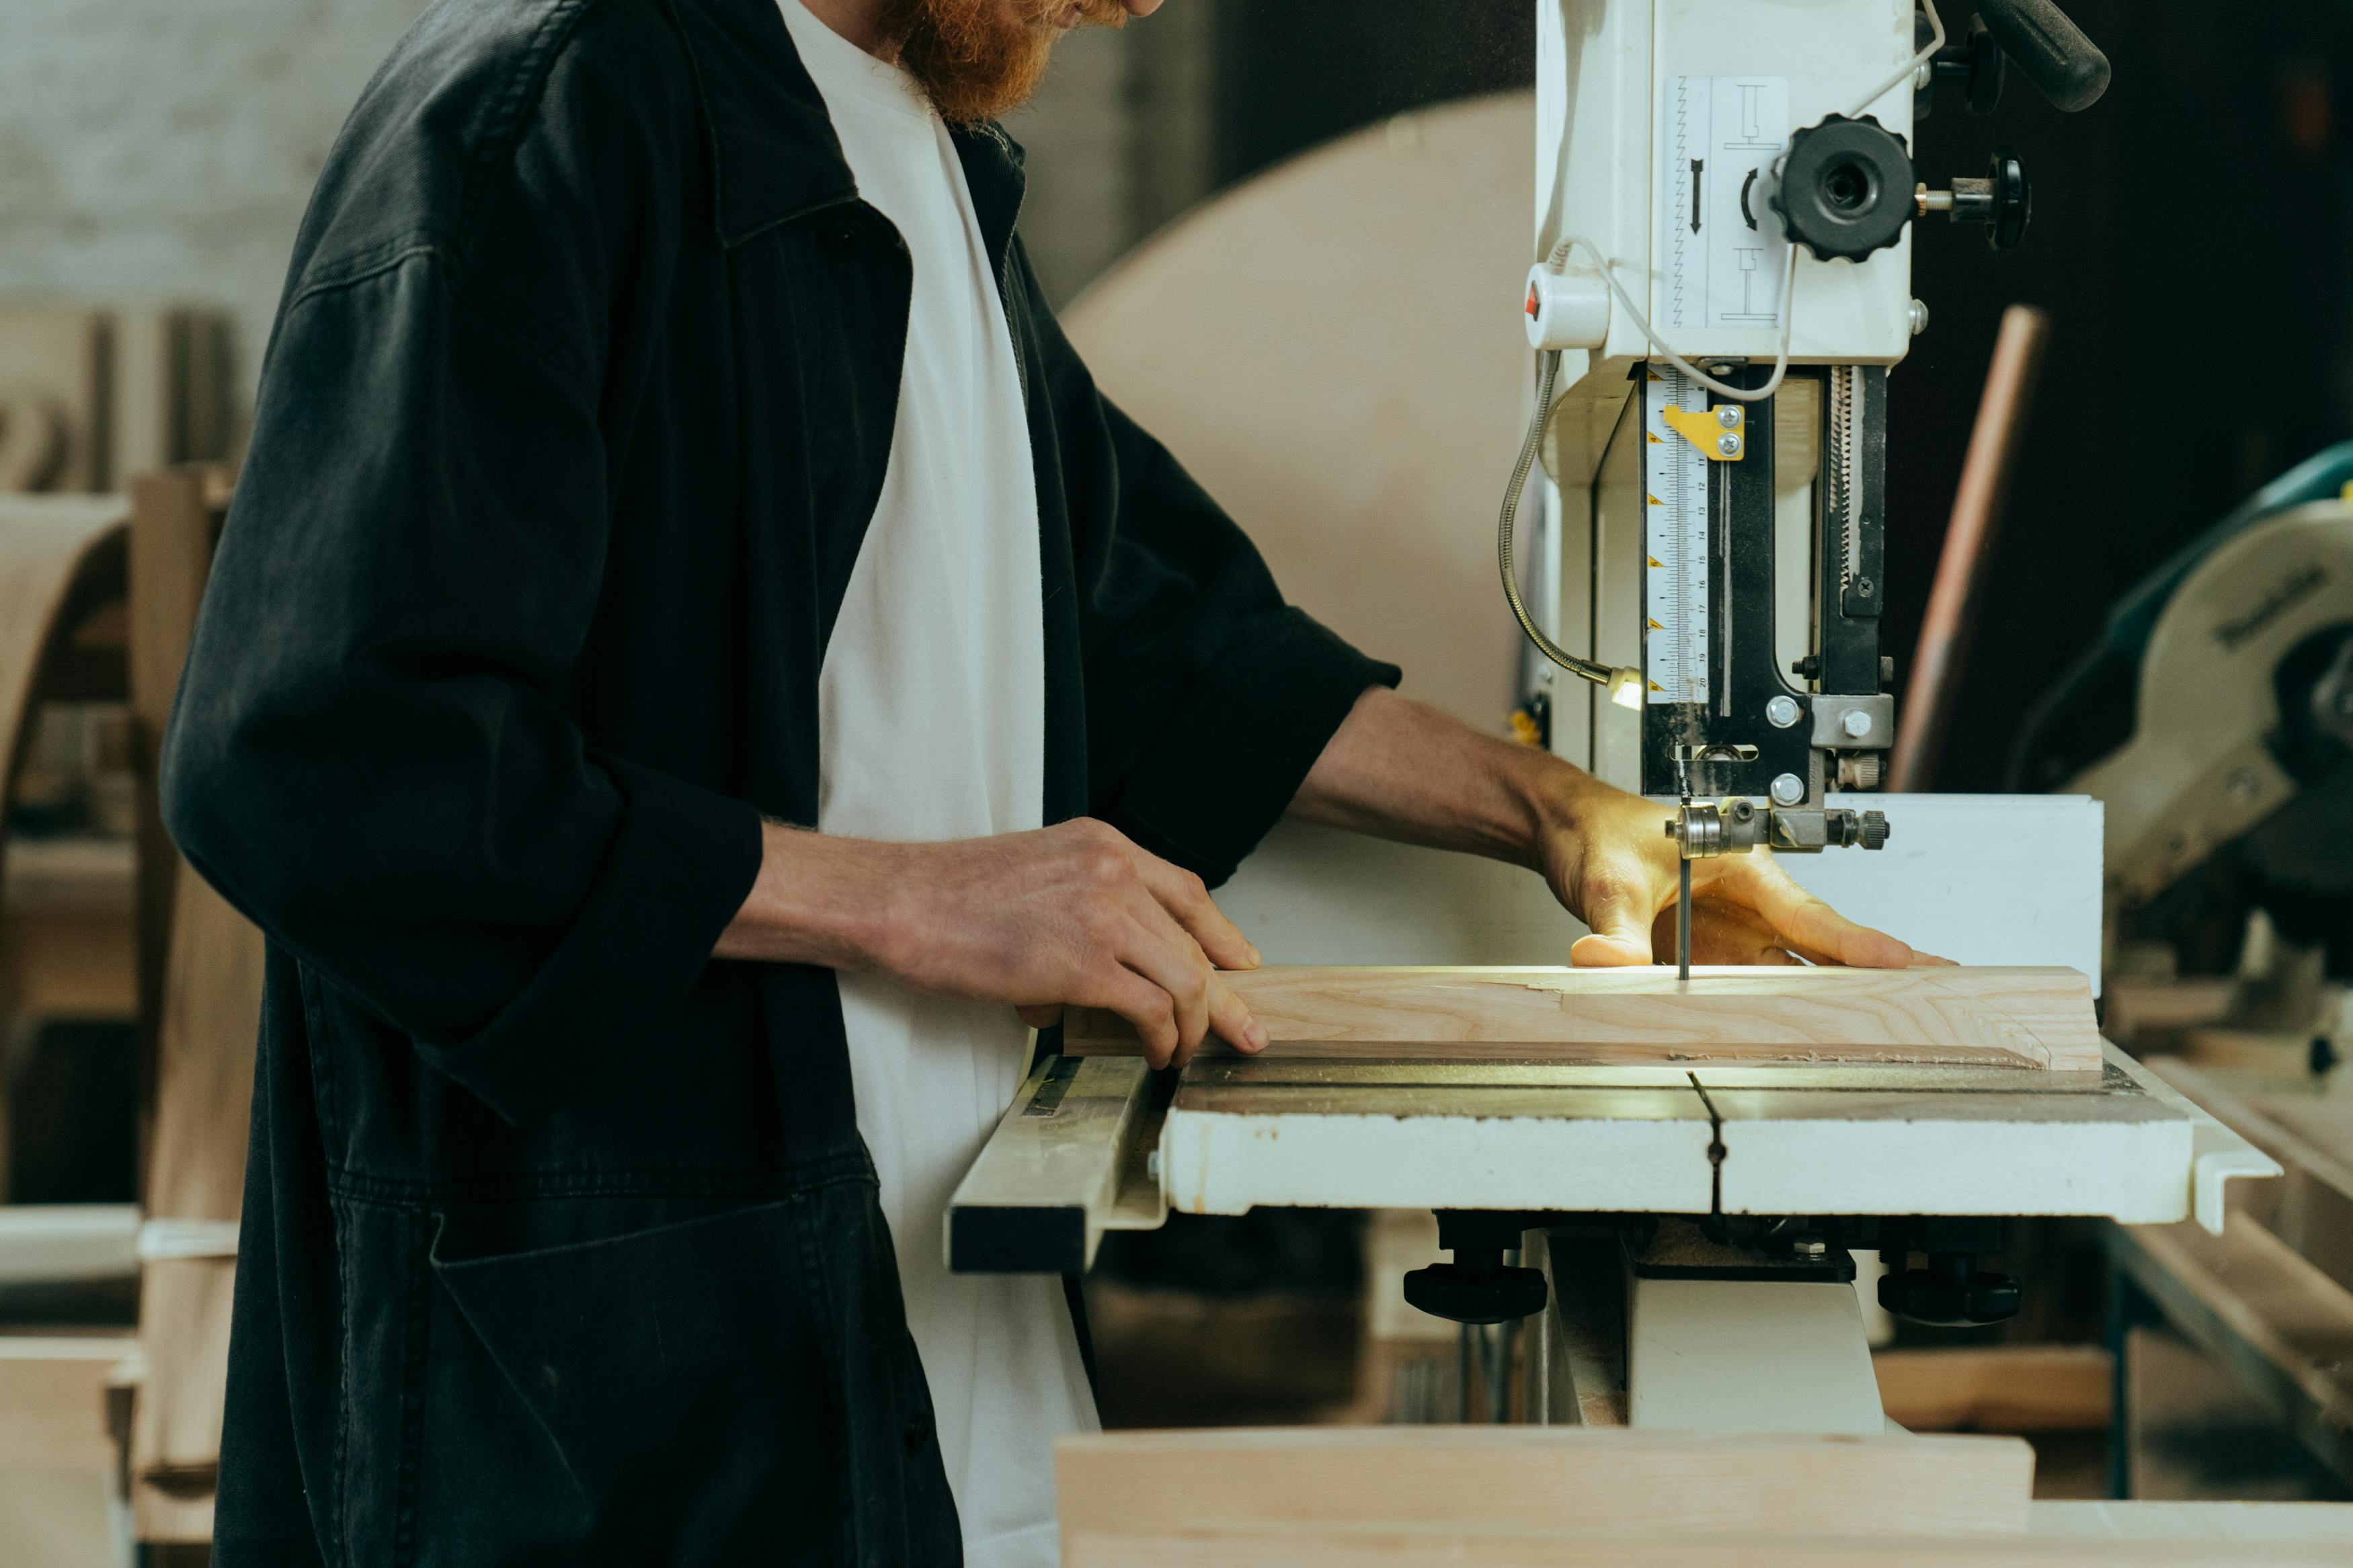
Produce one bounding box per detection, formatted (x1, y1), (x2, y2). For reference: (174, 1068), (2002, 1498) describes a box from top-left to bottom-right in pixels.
(947, 1044), (2278, 1274)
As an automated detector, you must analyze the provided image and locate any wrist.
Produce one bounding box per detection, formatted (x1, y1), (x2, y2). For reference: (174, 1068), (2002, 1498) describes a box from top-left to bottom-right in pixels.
(718, 822), (907, 968)
(1508, 744), (1613, 874)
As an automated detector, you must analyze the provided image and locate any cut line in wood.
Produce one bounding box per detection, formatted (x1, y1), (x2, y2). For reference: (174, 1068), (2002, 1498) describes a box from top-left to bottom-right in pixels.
(1062, 965), (2102, 1073)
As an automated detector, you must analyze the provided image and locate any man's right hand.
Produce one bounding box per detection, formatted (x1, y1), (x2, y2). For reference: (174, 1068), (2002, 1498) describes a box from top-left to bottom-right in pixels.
(715, 817), (1266, 1069)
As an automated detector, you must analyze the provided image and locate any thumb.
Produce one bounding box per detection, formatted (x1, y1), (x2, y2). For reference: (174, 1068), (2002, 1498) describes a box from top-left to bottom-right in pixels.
(1016, 1004), (1065, 1029)
(1568, 864), (1657, 966)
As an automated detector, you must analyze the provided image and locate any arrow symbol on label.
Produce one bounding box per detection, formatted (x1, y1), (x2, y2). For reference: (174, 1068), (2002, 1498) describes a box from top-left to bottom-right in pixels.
(1689, 160), (1704, 233)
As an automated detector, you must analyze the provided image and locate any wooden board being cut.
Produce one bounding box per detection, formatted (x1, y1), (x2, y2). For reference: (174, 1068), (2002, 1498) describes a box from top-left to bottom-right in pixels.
(1063, 966), (2102, 1072)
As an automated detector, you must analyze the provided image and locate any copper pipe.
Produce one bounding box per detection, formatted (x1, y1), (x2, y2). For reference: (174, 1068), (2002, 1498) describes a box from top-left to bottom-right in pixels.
(1888, 304), (2052, 791)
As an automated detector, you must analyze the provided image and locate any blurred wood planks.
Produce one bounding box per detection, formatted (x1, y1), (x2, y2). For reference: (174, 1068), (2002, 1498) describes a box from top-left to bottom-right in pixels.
(1062, 1531), (2353, 1567)
(1872, 1345), (2112, 1433)
(1063, 965), (2103, 1071)
(0, 493), (128, 844)
(1059, 1429), (2353, 1565)
(1058, 1428), (2034, 1559)
(125, 466), (257, 1546)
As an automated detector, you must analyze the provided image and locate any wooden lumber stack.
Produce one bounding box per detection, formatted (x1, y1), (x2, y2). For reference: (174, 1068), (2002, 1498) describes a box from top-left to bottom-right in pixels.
(124, 466), (258, 1546)
(1057, 1428), (2353, 1565)
(1064, 964), (2104, 1072)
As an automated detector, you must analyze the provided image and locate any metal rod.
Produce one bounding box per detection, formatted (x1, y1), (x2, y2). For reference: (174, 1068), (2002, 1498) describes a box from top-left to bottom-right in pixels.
(1489, 1317), (1518, 1422)
(1888, 304), (2052, 790)
(1677, 854), (1693, 981)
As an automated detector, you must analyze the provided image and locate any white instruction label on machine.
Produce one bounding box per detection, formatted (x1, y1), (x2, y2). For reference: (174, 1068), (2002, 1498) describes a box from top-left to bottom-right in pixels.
(1642, 364), (1708, 706)
(1665, 76), (1790, 331)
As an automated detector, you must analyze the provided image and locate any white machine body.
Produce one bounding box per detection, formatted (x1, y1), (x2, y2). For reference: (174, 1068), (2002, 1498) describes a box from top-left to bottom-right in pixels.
(1533, 0), (1919, 393)
(1531, 0), (1925, 788)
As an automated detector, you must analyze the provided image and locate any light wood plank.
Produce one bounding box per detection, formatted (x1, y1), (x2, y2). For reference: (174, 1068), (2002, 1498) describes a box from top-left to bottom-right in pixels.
(1064, 1528), (2350, 1567)
(1055, 1428), (2035, 1552)
(1874, 1346), (2111, 1433)
(2032, 1500), (2353, 1542)
(122, 465), (246, 1542)
(1064, 966), (2102, 1071)
(0, 1334), (133, 1469)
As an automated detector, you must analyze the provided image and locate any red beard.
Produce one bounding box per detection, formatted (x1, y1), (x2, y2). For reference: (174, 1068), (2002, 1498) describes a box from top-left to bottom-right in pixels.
(885, 0), (1127, 124)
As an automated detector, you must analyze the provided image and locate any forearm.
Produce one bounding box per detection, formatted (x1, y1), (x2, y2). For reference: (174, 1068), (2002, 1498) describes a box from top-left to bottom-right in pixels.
(1288, 687), (1601, 870)
(712, 821), (902, 967)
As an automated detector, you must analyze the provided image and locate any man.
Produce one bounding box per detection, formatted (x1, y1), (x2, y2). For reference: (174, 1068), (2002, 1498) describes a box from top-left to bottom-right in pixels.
(163, 0), (1923, 1562)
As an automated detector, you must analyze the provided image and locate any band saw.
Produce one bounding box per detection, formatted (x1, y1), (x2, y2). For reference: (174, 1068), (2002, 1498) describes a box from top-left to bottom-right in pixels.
(949, 0), (2280, 1435)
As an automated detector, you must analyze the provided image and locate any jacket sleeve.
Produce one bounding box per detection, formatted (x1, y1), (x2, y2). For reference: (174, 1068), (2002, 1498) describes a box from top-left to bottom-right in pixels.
(1020, 249), (1402, 886)
(161, 253), (760, 1129)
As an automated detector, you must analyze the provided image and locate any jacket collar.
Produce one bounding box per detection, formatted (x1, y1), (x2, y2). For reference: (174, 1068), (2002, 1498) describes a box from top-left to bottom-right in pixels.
(666, 0), (1026, 262)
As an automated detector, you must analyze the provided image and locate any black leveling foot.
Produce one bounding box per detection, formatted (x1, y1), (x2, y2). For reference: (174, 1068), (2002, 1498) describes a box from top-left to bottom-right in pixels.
(1878, 1251), (2022, 1327)
(1403, 1210), (1547, 1325)
(1875, 1218), (2022, 1327)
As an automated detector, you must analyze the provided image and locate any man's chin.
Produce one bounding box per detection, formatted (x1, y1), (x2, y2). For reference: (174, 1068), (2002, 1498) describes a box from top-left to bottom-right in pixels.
(891, 0), (1127, 124)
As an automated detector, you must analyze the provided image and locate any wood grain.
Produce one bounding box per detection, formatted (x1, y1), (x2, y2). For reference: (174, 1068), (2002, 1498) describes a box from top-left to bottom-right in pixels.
(1063, 966), (2102, 1072)
(124, 465), (251, 1543)
(1874, 1346), (2111, 1433)
(1064, 1529), (2348, 1567)
(1056, 1428), (2035, 1551)
(0, 1334), (132, 1469)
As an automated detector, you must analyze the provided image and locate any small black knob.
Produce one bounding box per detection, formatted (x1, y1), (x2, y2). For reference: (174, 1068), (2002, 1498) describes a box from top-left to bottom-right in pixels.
(1404, 1251), (1548, 1325)
(1771, 116), (1915, 263)
(1858, 811), (1890, 851)
(1878, 1253), (2022, 1326)
(1977, 0), (2110, 112)
(1929, 16), (2006, 117)
(1986, 151), (2031, 250)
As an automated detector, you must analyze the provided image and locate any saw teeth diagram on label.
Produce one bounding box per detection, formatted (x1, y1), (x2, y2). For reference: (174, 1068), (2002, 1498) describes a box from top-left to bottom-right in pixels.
(1666, 76), (1790, 331)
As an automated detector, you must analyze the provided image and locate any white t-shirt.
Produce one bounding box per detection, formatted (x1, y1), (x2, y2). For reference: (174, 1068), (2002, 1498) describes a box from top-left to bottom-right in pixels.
(777, 5), (1098, 1566)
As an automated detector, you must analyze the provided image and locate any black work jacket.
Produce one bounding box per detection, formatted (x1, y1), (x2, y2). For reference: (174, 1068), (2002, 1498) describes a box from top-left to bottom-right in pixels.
(161, 0), (1396, 1562)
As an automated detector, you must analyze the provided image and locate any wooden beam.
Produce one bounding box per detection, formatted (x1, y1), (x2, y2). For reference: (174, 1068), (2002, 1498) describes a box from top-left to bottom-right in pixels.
(1055, 1428), (2036, 1553)
(0, 1333), (133, 1469)
(1874, 1346), (2111, 1433)
(1063, 966), (2102, 1072)
(1063, 1530), (2348, 1567)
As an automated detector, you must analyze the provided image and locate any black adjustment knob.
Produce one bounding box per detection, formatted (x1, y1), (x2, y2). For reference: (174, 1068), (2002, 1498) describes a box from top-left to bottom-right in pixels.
(1771, 116), (1915, 263)
(1977, 0), (2110, 112)
(1928, 16), (2006, 117)
(1985, 151), (2031, 250)
(1936, 151), (2032, 251)
(1404, 1249), (1548, 1325)
(1858, 811), (1890, 850)
(1878, 1252), (2022, 1327)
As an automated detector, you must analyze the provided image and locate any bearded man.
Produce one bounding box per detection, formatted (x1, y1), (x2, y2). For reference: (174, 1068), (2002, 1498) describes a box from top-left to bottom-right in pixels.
(164, 0), (1923, 1562)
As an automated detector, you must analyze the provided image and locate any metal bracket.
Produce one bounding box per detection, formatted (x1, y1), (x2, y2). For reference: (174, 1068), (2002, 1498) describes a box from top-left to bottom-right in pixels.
(1810, 693), (1896, 751)
(1661, 402), (1746, 460)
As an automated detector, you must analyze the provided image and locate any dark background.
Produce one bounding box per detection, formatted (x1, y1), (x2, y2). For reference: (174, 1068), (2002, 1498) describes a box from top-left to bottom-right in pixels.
(1195, 0), (2353, 792)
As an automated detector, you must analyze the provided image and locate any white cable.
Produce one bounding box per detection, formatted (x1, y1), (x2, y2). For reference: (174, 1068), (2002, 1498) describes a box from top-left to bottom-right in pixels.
(1546, 235), (1798, 403)
(1847, 0), (1944, 119)
(1536, 0), (1944, 405)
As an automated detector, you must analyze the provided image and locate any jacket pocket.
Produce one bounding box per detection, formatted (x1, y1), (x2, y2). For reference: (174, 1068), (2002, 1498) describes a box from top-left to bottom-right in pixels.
(421, 1198), (844, 1567)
